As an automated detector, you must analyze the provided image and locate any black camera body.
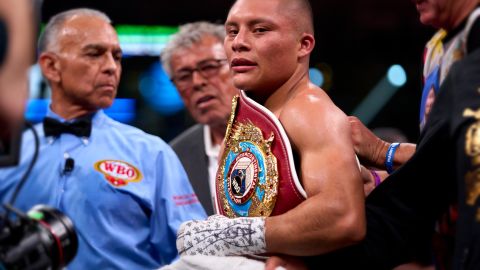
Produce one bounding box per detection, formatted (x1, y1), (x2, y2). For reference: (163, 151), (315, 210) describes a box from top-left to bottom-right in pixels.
(0, 205), (78, 270)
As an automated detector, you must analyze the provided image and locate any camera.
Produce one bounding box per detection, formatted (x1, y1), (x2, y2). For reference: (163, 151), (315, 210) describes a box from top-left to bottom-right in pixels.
(0, 204), (78, 270)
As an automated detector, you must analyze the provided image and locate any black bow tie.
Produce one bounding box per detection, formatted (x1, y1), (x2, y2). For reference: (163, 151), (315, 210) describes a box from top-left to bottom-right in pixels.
(43, 116), (92, 138)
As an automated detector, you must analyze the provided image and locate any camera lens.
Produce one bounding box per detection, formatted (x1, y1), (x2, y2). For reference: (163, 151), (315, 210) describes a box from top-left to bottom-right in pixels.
(28, 205), (78, 269)
(0, 205), (78, 270)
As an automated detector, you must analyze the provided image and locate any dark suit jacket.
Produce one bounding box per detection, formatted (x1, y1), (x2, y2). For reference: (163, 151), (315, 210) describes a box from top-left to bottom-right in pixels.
(170, 124), (214, 215)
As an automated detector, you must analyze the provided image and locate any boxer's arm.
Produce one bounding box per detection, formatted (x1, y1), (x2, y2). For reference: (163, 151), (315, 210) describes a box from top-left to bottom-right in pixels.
(264, 96), (366, 256)
(177, 94), (366, 257)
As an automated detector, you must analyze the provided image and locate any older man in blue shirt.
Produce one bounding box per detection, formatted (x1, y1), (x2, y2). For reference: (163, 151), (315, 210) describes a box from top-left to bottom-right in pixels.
(0, 8), (206, 269)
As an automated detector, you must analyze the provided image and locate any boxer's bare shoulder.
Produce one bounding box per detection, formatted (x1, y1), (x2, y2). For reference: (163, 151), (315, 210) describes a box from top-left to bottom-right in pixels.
(279, 85), (360, 196)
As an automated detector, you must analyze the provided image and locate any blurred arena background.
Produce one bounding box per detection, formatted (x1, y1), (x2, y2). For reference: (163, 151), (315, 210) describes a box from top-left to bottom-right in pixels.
(29, 0), (433, 142)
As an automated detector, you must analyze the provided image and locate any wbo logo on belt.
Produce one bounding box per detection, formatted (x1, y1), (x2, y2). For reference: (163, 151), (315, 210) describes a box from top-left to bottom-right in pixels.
(228, 151), (260, 205)
(94, 160), (142, 187)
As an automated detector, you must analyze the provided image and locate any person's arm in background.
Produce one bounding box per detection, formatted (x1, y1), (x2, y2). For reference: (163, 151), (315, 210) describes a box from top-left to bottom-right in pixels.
(0, 0), (34, 125)
(359, 165), (389, 196)
(348, 116), (416, 172)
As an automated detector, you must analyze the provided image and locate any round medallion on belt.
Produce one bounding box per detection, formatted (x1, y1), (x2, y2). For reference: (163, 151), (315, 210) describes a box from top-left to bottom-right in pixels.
(227, 151), (259, 204)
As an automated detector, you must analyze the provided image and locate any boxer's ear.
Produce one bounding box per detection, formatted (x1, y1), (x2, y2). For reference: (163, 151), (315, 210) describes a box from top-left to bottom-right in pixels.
(298, 33), (315, 58)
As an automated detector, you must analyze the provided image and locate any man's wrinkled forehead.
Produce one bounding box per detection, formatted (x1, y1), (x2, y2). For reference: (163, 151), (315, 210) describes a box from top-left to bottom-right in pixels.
(211, 42), (227, 58)
(58, 16), (119, 50)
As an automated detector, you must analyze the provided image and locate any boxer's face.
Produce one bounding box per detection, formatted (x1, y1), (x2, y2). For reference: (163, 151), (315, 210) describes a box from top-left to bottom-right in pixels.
(224, 0), (301, 97)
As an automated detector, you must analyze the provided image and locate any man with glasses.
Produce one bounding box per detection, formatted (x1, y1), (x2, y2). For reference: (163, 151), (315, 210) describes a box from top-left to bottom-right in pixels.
(161, 22), (239, 215)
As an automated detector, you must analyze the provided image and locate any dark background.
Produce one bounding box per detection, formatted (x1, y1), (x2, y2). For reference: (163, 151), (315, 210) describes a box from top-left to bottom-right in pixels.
(41, 0), (434, 142)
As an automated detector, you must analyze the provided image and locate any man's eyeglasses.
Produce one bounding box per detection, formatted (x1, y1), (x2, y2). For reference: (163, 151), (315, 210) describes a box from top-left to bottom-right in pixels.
(171, 59), (228, 89)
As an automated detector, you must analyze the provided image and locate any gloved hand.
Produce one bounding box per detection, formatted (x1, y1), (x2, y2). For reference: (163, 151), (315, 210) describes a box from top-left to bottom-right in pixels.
(176, 214), (267, 256)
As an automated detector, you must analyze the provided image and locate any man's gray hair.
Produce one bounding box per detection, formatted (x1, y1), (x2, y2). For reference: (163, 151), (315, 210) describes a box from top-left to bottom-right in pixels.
(161, 21), (225, 77)
(38, 8), (111, 53)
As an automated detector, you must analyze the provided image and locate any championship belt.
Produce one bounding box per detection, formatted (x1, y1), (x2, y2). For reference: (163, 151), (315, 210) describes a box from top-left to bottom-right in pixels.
(215, 90), (306, 218)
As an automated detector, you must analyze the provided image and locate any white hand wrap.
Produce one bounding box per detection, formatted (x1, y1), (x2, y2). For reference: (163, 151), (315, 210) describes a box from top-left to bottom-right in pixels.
(176, 214), (267, 256)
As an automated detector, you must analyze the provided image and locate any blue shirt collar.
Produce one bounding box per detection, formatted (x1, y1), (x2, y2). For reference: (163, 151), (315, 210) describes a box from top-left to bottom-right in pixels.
(45, 106), (106, 127)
